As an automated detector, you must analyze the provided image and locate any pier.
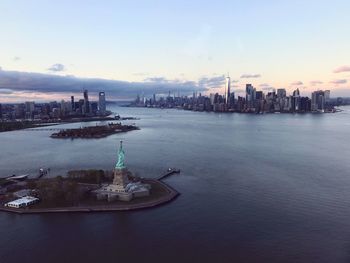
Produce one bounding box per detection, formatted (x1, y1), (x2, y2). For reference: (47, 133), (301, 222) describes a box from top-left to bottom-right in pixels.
(156, 168), (180, 180)
(25, 128), (64, 131)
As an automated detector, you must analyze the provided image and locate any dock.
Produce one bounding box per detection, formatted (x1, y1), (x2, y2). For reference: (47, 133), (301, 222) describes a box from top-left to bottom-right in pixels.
(25, 128), (64, 131)
(156, 168), (180, 180)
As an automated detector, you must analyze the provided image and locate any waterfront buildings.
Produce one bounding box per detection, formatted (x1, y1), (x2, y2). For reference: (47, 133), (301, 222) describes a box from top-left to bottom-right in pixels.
(225, 75), (231, 105)
(311, 90), (331, 112)
(83, 89), (90, 114)
(132, 77), (337, 114)
(24, 101), (35, 120)
(99, 91), (106, 114)
(5, 196), (39, 208)
(245, 84), (256, 110)
(0, 90), (109, 121)
(71, 96), (75, 111)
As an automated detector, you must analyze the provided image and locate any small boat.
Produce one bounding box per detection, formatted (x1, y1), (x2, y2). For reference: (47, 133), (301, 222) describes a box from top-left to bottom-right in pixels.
(38, 168), (50, 178)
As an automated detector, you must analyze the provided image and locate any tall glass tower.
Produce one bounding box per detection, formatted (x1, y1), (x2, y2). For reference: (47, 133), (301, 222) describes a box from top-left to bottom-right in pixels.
(98, 91), (106, 114)
(83, 89), (90, 114)
(225, 75), (231, 105)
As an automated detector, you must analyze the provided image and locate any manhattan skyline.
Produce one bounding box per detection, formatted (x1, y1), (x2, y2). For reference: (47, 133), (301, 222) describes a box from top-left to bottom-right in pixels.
(1, 0), (350, 102)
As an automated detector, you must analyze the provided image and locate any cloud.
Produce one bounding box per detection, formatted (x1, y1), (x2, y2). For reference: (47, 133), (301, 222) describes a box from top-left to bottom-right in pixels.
(0, 89), (14, 94)
(259, 83), (274, 91)
(333, 66), (350, 73)
(144, 77), (169, 83)
(330, 79), (347, 85)
(13, 56), (21, 61)
(291, 81), (303, 86)
(47, 63), (65, 72)
(240, 74), (261, 78)
(310, 80), (323, 86)
(198, 75), (225, 88)
(235, 89), (245, 93)
(0, 69), (205, 100)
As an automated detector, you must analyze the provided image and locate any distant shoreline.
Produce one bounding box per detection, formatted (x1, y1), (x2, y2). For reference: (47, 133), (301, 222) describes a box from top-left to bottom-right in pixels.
(0, 116), (117, 133)
(128, 104), (342, 114)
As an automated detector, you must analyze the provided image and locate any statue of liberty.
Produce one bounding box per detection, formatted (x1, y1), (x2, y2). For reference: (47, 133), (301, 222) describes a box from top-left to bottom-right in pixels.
(115, 140), (126, 169)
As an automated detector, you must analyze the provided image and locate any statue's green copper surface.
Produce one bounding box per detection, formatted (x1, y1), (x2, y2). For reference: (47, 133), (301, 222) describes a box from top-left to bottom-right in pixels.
(115, 140), (126, 169)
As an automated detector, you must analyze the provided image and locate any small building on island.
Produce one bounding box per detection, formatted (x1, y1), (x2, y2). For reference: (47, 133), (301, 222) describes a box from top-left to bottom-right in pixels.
(5, 196), (39, 208)
(93, 141), (150, 202)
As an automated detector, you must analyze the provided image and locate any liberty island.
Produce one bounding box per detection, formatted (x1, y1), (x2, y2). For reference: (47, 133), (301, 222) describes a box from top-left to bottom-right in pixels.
(0, 141), (179, 213)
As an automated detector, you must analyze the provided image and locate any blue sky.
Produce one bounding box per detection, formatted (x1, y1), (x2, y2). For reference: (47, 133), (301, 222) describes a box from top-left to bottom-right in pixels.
(0, 0), (350, 102)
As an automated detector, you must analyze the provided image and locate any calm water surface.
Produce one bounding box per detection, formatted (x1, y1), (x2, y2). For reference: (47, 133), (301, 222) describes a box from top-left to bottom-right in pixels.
(1, 106), (350, 263)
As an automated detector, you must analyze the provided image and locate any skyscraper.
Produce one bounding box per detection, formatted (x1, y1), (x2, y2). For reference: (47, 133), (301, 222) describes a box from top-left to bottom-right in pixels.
(83, 90), (90, 114)
(209, 93), (215, 105)
(225, 75), (231, 105)
(98, 92), (106, 114)
(311, 90), (327, 112)
(25, 101), (35, 119)
(277, 89), (286, 99)
(71, 96), (75, 111)
(324, 90), (330, 104)
(246, 84), (255, 109)
(255, 91), (263, 100)
(292, 88), (300, 111)
(276, 89), (287, 110)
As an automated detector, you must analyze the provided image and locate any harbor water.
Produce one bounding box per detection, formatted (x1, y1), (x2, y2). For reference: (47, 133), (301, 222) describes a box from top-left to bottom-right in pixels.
(1, 106), (350, 262)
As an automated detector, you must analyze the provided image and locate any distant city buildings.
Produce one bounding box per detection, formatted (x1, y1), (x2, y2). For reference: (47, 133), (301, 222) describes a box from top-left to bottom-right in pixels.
(99, 92), (106, 114)
(311, 90), (331, 112)
(131, 75), (339, 114)
(0, 90), (109, 121)
(83, 89), (90, 114)
(225, 75), (231, 105)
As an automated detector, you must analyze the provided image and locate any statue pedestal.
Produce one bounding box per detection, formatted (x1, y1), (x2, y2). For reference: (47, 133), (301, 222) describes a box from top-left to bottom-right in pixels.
(113, 168), (130, 187)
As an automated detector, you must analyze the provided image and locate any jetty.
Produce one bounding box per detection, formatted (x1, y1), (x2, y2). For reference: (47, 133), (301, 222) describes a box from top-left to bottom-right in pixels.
(156, 168), (181, 180)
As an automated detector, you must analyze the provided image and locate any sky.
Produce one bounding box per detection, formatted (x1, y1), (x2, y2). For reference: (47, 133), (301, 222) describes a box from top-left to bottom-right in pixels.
(0, 0), (350, 102)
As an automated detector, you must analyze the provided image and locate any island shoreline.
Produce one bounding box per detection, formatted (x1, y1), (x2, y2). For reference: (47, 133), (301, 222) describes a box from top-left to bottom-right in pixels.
(0, 179), (179, 214)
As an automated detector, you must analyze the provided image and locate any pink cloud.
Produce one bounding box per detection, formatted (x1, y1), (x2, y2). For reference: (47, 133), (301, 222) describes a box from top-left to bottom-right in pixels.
(310, 80), (323, 86)
(329, 79), (347, 85)
(291, 81), (303, 86)
(333, 66), (350, 73)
